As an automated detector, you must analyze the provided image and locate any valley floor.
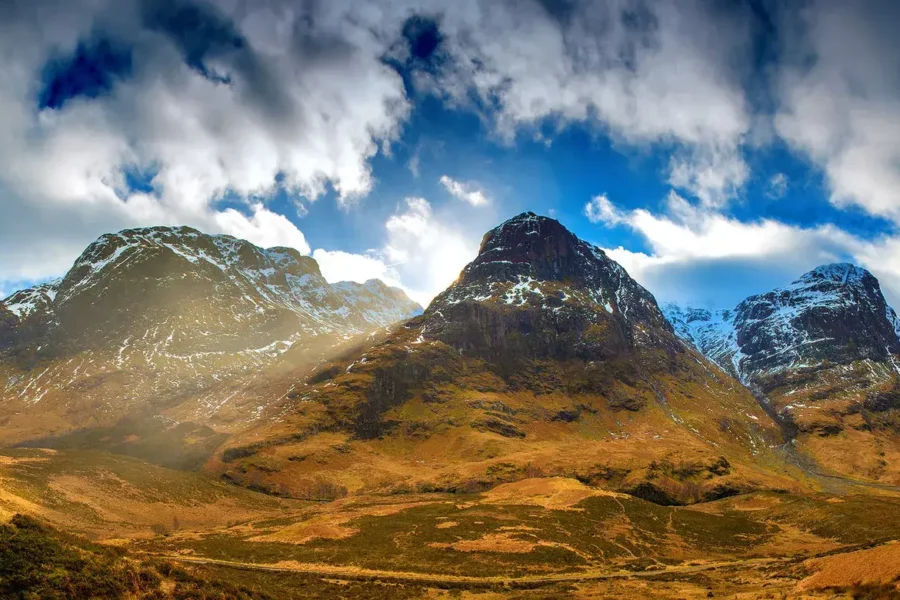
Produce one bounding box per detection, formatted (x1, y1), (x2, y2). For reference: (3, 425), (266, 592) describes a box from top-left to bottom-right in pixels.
(3, 447), (900, 598)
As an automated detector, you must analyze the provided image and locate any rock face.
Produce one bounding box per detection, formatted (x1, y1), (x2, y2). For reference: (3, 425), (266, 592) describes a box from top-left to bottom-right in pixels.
(663, 264), (900, 387)
(217, 213), (785, 505)
(423, 212), (678, 365)
(3, 226), (421, 357)
(0, 226), (421, 443)
(664, 264), (900, 484)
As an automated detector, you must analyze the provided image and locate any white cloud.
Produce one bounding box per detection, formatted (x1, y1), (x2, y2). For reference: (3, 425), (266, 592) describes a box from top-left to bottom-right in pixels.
(0, 0), (410, 288)
(588, 192), (892, 307)
(774, 0), (900, 221)
(383, 198), (478, 305)
(213, 204), (310, 253)
(584, 194), (624, 226)
(668, 146), (749, 208)
(439, 175), (489, 207)
(312, 249), (401, 288)
(422, 0), (754, 206)
(312, 198), (479, 306)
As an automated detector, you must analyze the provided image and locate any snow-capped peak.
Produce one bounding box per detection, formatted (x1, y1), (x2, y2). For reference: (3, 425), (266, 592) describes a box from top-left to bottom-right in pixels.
(663, 263), (900, 385)
(2, 225), (422, 350)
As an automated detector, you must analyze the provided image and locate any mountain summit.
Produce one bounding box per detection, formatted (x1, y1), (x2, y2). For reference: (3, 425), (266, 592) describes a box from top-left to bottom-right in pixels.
(424, 212), (676, 364)
(664, 263), (900, 386)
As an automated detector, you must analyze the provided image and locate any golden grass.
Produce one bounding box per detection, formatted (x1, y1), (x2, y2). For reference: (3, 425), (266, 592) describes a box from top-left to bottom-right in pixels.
(799, 541), (900, 591)
(247, 501), (433, 545)
(430, 533), (538, 554)
(480, 477), (623, 510)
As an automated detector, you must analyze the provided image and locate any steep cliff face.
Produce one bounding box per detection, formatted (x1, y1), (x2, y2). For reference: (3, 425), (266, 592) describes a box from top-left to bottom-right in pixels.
(422, 212), (678, 368)
(217, 214), (787, 505)
(664, 264), (900, 484)
(0, 226), (421, 444)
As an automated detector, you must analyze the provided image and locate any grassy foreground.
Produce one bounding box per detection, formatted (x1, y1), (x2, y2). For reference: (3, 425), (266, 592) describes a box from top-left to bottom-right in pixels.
(5, 447), (900, 597)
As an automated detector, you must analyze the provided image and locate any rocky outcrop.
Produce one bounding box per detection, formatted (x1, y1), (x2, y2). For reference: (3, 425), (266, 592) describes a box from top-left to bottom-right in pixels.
(422, 212), (679, 367)
(664, 264), (900, 484)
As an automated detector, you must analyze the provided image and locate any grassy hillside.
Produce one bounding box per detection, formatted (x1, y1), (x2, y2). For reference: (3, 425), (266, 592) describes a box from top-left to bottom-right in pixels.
(214, 325), (803, 506)
(5, 450), (900, 597)
(0, 448), (300, 539)
(0, 513), (428, 599)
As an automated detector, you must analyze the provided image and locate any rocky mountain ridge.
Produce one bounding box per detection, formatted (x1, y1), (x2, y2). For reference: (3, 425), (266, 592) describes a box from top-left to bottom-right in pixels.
(422, 212), (677, 364)
(0, 226), (421, 444)
(663, 263), (900, 484)
(662, 263), (900, 387)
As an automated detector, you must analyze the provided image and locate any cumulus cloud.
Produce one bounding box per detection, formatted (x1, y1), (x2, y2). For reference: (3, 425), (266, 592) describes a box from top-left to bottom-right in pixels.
(419, 0), (754, 206)
(213, 204), (310, 253)
(774, 0), (900, 221)
(767, 173), (789, 199)
(312, 249), (401, 288)
(590, 192), (884, 307)
(0, 0), (409, 288)
(584, 194), (624, 226)
(311, 198), (478, 306)
(439, 175), (489, 206)
(382, 198), (478, 305)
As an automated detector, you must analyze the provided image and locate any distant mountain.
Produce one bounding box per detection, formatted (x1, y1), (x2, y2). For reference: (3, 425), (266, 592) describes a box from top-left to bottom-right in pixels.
(664, 264), (900, 484)
(0, 226), (421, 446)
(663, 264), (900, 385)
(218, 213), (789, 506)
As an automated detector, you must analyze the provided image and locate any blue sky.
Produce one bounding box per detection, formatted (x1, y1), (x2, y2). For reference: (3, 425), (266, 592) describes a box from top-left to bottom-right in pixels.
(2, 0), (900, 309)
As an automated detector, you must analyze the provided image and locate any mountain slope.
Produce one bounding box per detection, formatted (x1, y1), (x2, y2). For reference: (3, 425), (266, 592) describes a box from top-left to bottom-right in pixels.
(0, 226), (421, 445)
(217, 213), (793, 505)
(664, 264), (900, 384)
(422, 212), (677, 363)
(664, 264), (900, 483)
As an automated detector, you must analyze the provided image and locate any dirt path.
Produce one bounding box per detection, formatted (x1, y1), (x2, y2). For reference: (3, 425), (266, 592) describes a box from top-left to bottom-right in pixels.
(147, 554), (790, 589)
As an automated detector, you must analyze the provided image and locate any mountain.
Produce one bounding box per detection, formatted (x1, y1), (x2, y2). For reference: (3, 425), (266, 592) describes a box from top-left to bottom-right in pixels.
(217, 213), (791, 505)
(663, 263), (900, 483)
(423, 212), (677, 363)
(0, 226), (421, 447)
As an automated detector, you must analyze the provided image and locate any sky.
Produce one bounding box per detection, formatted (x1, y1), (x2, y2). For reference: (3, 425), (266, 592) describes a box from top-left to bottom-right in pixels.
(2, 0), (900, 310)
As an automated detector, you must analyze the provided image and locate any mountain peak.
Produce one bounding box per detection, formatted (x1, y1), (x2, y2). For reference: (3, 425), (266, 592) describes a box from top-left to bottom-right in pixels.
(793, 262), (872, 287)
(0, 224), (422, 442)
(3, 225), (421, 354)
(664, 262), (900, 385)
(463, 212), (611, 287)
(423, 212), (675, 362)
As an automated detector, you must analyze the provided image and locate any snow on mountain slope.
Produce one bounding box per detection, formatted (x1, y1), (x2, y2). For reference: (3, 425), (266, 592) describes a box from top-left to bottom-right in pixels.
(662, 263), (900, 484)
(663, 264), (900, 385)
(423, 212), (677, 359)
(50, 226), (421, 345)
(0, 226), (421, 442)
